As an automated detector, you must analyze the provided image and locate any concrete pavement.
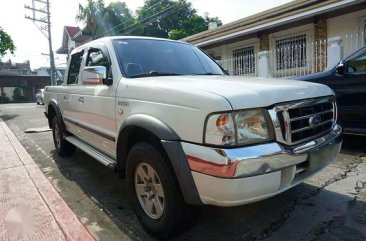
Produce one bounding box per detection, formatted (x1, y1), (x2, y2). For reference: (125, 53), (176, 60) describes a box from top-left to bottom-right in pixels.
(0, 119), (95, 241)
(2, 103), (366, 241)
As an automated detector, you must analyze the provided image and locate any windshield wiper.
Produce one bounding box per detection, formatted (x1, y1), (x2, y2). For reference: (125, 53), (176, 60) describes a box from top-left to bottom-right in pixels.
(129, 71), (182, 78)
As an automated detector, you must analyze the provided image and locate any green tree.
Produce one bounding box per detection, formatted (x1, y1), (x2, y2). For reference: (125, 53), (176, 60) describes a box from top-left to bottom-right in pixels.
(75, 0), (105, 38)
(76, 0), (134, 39)
(133, 0), (196, 37)
(0, 27), (15, 57)
(102, 2), (134, 36)
(133, 0), (221, 39)
(169, 14), (222, 40)
(75, 0), (221, 40)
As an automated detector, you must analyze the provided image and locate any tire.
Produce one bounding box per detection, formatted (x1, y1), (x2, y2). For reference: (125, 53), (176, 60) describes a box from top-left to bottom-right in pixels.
(126, 142), (198, 239)
(51, 116), (75, 157)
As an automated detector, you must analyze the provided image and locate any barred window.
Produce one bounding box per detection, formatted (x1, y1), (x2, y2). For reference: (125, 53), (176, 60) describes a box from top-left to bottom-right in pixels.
(275, 34), (307, 70)
(233, 46), (255, 75)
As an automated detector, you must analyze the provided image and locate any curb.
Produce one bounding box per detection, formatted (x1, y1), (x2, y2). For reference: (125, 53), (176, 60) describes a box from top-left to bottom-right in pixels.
(0, 120), (96, 241)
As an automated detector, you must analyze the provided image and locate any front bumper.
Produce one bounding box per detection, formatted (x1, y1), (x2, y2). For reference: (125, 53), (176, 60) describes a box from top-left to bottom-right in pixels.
(182, 124), (342, 206)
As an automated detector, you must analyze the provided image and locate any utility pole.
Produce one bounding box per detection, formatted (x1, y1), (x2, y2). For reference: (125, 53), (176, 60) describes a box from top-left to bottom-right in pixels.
(25, 0), (56, 86)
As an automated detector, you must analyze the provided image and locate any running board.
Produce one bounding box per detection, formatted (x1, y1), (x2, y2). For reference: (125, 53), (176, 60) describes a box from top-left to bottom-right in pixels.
(65, 136), (116, 170)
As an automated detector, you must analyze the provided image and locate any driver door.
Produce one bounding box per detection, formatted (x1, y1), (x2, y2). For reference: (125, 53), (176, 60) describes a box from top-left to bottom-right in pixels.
(329, 48), (366, 132)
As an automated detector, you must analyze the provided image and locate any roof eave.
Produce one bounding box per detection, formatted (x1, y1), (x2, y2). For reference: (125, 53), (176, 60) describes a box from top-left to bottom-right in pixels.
(186, 0), (362, 47)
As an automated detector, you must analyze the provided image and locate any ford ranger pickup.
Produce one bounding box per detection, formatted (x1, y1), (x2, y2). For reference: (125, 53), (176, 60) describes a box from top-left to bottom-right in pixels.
(44, 36), (342, 239)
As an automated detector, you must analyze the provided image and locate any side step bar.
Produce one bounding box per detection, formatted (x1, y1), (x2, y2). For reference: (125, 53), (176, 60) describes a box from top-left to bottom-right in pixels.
(65, 136), (117, 170)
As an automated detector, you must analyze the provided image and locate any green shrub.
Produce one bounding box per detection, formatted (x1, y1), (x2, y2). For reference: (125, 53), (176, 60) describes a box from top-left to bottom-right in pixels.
(12, 87), (28, 103)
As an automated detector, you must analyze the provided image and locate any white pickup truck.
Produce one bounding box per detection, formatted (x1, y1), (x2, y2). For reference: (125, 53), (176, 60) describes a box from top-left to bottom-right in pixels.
(44, 36), (342, 238)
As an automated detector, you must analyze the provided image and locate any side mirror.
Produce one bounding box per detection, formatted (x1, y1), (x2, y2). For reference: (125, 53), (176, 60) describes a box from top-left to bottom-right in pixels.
(81, 66), (112, 85)
(335, 62), (346, 75)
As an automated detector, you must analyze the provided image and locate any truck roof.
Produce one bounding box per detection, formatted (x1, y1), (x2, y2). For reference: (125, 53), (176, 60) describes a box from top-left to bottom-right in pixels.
(70, 36), (188, 55)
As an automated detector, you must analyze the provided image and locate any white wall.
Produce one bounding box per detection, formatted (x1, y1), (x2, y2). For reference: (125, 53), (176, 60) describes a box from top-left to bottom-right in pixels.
(328, 9), (366, 39)
(3, 87), (16, 101)
(328, 9), (366, 57)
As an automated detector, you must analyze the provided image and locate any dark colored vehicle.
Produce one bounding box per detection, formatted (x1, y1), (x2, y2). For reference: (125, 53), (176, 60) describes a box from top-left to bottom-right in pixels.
(295, 46), (366, 135)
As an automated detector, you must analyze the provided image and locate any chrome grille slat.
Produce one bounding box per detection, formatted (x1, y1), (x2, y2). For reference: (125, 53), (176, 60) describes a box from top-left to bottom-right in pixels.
(270, 96), (336, 145)
(291, 119), (334, 134)
(290, 109), (333, 122)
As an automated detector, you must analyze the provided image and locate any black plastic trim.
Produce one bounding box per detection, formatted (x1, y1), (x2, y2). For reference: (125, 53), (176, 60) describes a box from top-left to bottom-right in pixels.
(64, 117), (116, 142)
(161, 140), (203, 205)
(119, 114), (180, 141)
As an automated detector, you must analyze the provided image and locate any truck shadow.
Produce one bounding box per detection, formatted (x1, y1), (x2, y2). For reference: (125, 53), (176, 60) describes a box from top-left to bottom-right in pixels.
(49, 149), (366, 241)
(341, 134), (366, 156)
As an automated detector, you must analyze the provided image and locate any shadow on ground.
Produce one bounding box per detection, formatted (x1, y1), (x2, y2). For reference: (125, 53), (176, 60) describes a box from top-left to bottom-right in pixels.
(341, 135), (366, 156)
(0, 114), (19, 122)
(48, 148), (366, 241)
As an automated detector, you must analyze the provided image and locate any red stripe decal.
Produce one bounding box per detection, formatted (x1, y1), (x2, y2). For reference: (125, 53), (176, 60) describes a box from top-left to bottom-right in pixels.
(186, 155), (238, 178)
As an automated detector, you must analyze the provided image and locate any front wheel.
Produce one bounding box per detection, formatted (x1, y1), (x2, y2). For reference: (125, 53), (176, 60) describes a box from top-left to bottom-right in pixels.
(51, 116), (75, 156)
(126, 142), (198, 239)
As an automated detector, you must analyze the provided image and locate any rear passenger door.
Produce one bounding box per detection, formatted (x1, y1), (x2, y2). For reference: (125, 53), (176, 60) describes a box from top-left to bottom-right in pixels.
(61, 50), (85, 131)
(71, 45), (118, 158)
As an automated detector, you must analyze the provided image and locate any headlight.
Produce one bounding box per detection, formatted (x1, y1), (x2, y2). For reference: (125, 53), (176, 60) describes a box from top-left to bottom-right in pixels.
(204, 109), (273, 146)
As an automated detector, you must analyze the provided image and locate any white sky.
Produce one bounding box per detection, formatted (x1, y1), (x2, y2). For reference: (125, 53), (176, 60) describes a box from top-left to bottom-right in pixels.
(0, 0), (291, 69)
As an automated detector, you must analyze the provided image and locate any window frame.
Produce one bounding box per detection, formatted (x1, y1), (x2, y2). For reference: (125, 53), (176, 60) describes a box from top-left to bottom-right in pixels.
(86, 47), (110, 68)
(227, 39), (259, 76)
(345, 47), (366, 74)
(66, 50), (85, 85)
(232, 46), (256, 76)
(269, 25), (314, 76)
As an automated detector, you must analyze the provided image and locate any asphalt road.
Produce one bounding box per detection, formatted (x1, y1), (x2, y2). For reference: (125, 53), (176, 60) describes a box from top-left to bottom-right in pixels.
(1, 103), (366, 241)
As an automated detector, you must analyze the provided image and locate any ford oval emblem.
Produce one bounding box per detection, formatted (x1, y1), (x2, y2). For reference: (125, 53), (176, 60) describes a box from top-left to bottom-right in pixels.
(309, 114), (321, 126)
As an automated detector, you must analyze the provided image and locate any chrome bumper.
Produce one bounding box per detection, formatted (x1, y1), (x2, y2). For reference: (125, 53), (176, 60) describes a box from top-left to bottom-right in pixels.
(182, 124), (342, 206)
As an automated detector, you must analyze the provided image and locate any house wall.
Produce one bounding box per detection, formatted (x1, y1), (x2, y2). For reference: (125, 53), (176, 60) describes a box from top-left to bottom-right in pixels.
(0, 76), (50, 102)
(328, 9), (366, 39)
(205, 37), (259, 75)
(200, 6), (366, 78)
(68, 39), (76, 52)
(205, 37), (260, 60)
(328, 9), (366, 58)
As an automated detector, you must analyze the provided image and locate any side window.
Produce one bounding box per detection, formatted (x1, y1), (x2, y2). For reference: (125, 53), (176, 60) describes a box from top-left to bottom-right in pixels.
(86, 48), (112, 79)
(67, 51), (84, 85)
(348, 51), (366, 73)
(86, 49), (108, 68)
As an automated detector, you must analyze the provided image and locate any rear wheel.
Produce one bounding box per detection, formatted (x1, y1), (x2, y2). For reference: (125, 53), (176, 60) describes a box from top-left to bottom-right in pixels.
(126, 142), (198, 239)
(51, 116), (75, 156)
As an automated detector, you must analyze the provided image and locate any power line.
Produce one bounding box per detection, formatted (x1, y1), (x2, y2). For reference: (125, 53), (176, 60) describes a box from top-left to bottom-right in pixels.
(119, 1), (183, 35)
(128, 5), (184, 34)
(95, 0), (166, 38)
(24, 0), (56, 85)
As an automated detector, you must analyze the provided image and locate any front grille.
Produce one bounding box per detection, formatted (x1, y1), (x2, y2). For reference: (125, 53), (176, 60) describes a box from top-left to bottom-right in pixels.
(276, 97), (336, 145)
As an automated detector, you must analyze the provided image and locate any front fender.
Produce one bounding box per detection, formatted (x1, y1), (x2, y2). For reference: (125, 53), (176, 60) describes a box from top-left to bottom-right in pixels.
(119, 114), (180, 141)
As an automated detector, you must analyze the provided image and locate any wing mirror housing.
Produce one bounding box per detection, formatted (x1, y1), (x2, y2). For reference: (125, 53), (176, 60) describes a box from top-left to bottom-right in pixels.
(335, 62), (346, 75)
(81, 66), (113, 86)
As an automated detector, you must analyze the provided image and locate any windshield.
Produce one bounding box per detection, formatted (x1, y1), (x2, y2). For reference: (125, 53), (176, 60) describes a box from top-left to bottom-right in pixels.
(113, 39), (226, 78)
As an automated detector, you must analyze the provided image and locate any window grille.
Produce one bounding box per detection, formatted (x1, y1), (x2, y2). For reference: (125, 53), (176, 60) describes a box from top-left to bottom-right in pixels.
(275, 34), (307, 70)
(232, 46), (255, 75)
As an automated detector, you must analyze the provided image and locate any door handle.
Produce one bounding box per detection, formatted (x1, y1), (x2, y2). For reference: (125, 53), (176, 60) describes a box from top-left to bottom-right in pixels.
(78, 97), (84, 103)
(63, 95), (68, 100)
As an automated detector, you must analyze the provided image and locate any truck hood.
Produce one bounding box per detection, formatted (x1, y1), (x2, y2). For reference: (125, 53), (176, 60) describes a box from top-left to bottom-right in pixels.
(141, 75), (334, 110)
